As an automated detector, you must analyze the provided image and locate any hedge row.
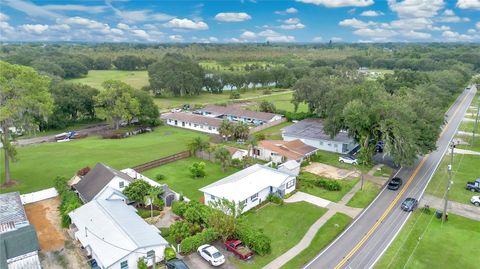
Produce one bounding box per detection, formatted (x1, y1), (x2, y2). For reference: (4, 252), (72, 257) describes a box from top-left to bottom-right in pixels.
(179, 228), (219, 254)
(235, 225), (271, 256)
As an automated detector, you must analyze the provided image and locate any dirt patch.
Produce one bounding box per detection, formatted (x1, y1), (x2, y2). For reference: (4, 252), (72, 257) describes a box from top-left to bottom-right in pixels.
(303, 163), (360, 180)
(25, 197), (65, 251)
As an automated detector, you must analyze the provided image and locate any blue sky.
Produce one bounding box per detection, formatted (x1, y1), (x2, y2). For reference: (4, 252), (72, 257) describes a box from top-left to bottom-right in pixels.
(0, 0), (479, 43)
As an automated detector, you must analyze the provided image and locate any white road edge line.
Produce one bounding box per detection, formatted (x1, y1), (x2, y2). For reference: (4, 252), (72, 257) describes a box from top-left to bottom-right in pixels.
(367, 87), (475, 269)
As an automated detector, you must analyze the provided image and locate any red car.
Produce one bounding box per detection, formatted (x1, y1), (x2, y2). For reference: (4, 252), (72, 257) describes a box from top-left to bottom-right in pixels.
(224, 240), (254, 260)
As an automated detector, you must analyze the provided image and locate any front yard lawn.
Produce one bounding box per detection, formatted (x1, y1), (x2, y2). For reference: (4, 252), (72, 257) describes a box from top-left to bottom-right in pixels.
(281, 213), (352, 269)
(346, 180), (380, 208)
(458, 121), (478, 133)
(254, 121), (293, 140)
(426, 154), (480, 205)
(373, 165), (393, 177)
(231, 202), (327, 269)
(0, 126), (208, 194)
(142, 157), (239, 201)
(298, 172), (359, 202)
(375, 212), (480, 269)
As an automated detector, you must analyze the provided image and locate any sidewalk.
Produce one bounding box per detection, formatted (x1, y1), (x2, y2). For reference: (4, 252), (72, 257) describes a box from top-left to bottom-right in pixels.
(420, 194), (480, 221)
(453, 148), (480, 155)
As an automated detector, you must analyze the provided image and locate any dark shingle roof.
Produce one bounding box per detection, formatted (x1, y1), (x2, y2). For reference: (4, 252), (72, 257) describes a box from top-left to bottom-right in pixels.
(282, 118), (352, 143)
(0, 192), (28, 228)
(74, 163), (134, 203)
(0, 225), (40, 268)
(162, 112), (223, 128)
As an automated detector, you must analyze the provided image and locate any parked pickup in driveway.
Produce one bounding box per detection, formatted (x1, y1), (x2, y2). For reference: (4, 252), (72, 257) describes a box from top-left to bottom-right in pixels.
(466, 178), (480, 192)
(224, 240), (254, 260)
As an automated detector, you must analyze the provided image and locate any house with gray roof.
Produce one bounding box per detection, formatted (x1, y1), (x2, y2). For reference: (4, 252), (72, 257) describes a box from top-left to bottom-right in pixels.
(0, 192), (41, 269)
(281, 118), (357, 154)
(199, 105), (283, 126)
(69, 199), (168, 269)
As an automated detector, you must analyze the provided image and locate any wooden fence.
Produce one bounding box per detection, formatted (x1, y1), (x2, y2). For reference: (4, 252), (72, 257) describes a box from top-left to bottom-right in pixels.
(249, 118), (287, 134)
(132, 150), (191, 172)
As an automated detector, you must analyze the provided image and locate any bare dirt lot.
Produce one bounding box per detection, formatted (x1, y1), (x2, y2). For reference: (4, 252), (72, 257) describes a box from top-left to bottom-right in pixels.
(25, 198), (88, 269)
(303, 163), (360, 180)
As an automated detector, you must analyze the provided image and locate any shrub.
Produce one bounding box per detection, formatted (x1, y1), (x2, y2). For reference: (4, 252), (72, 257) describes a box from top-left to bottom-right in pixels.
(59, 191), (82, 228)
(229, 91), (241, 99)
(160, 227), (170, 237)
(53, 176), (69, 195)
(231, 158), (242, 168)
(76, 167), (91, 176)
(259, 100), (276, 113)
(190, 162), (206, 178)
(262, 89), (272, 95)
(170, 220), (192, 243)
(267, 194), (284, 205)
(137, 257), (148, 269)
(164, 247), (176, 261)
(298, 173), (342, 191)
(155, 174), (165, 181)
(172, 201), (188, 217)
(235, 225), (271, 255)
(184, 207), (203, 224)
(254, 133), (266, 141)
(180, 228), (219, 254)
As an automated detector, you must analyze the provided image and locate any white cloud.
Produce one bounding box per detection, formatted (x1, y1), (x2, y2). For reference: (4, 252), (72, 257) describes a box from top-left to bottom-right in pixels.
(3, 0), (61, 19)
(428, 24), (450, 31)
(60, 17), (108, 30)
(279, 23), (305, 29)
(442, 30), (474, 41)
(21, 24), (49, 34)
(456, 0), (480, 10)
(477, 22), (480, 29)
(50, 24), (70, 31)
(360, 10), (384, 16)
(467, 28), (476, 33)
(312, 36), (323, 41)
(43, 4), (107, 14)
(240, 31), (257, 39)
(214, 12), (251, 22)
(209, 36), (219, 42)
(258, 29), (295, 42)
(354, 28), (397, 38)
(117, 23), (130, 30)
(275, 7), (298, 15)
(296, 0), (374, 7)
(436, 9), (469, 23)
(106, 0), (174, 23)
(0, 12), (10, 21)
(401, 30), (431, 39)
(284, 18), (301, 24)
(339, 18), (373, 28)
(110, 28), (124, 35)
(388, 0), (445, 18)
(164, 18), (209, 30)
(388, 17), (433, 30)
(169, 35), (184, 42)
(225, 37), (242, 43)
(131, 29), (149, 39)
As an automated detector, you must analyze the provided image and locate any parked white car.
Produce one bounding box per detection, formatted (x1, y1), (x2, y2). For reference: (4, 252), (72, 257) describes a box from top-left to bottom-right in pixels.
(197, 244), (225, 267)
(339, 155), (358, 165)
(471, 196), (480, 206)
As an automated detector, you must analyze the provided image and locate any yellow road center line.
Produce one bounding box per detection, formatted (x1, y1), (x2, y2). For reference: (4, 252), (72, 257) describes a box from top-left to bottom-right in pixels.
(333, 90), (471, 269)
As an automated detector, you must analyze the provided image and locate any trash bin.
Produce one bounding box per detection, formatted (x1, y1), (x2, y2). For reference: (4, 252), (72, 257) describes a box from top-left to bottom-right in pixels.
(435, 210), (443, 219)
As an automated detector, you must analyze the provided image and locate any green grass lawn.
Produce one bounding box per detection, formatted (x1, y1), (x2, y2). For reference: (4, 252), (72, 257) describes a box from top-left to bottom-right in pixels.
(0, 126), (207, 194)
(458, 121), (479, 133)
(231, 202), (327, 269)
(373, 165), (393, 177)
(254, 92), (308, 113)
(254, 121), (293, 140)
(68, 70), (149, 89)
(298, 172), (360, 202)
(280, 213), (352, 269)
(375, 212), (480, 269)
(455, 134), (480, 153)
(346, 180), (380, 208)
(142, 157), (239, 201)
(426, 153), (480, 205)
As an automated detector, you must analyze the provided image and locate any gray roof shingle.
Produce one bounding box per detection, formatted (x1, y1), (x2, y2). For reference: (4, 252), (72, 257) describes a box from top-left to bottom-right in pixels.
(282, 118), (353, 143)
(0, 192), (28, 228)
(0, 225), (40, 269)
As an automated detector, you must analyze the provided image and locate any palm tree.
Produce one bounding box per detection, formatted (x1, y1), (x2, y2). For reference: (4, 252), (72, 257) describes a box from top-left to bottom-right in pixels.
(144, 186), (165, 218)
(218, 119), (233, 140)
(246, 136), (257, 158)
(214, 146), (231, 171)
(233, 122), (250, 139)
(187, 136), (209, 156)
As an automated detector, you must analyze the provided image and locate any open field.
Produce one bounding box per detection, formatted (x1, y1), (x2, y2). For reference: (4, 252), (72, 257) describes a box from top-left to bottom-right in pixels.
(199, 60), (282, 72)
(142, 157), (239, 201)
(375, 212), (480, 269)
(346, 180), (380, 208)
(280, 213), (352, 269)
(1, 126), (207, 194)
(426, 153), (480, 205)
(68, 70), (149, 89)
(298, 172), (359, 202)
(254, 91), (309, 113)
(231, 202), (327, 269)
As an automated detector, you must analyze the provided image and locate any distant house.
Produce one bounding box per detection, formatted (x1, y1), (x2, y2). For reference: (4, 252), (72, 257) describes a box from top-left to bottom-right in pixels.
(282, 119), (357, 154)
(253, 139), (318, 163)
(69, 199), (169, 269)
(0, 192), (41, 269)
(199, 105), (283, 126)
(162, 112), (222, 134)
(277, 160), (301, 176)
(224, 146), (248, 160)
(199, 164), (296, 213)
(73, 163), (179, 206)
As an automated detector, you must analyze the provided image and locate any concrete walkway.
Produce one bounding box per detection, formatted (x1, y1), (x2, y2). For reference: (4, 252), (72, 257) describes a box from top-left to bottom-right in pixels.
(420, 194), (480, 221)
(462, 117), (475, 122)
(458, 131), (475, 136)
(453, 148), (480, 155)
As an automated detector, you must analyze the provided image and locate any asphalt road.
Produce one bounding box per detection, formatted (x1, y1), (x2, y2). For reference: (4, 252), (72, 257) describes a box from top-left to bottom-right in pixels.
(304, 85), (477, 269)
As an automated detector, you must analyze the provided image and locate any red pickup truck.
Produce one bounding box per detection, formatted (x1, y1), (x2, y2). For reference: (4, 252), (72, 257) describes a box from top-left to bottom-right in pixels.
(224, 240), (254, 260)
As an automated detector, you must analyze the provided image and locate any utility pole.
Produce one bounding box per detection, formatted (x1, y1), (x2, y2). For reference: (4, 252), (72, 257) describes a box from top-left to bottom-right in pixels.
(442, 141), (455, 223)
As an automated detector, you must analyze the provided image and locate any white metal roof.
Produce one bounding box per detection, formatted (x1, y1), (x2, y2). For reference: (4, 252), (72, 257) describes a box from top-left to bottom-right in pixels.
(199, 164), (294, 202)
(69, 200), (167, 268)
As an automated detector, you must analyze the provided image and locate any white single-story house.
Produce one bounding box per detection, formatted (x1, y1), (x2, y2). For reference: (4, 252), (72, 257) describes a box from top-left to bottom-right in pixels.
(277, 160), (301, 176)
(224, 146), (248, 160)
(282, 119), (357, 154)
(162, 112), (222, 134)
(69, 199), (169, 269)
(253, 139), (318, 163)
(198, 105), (283, 126)
(199, 164), (296, 213)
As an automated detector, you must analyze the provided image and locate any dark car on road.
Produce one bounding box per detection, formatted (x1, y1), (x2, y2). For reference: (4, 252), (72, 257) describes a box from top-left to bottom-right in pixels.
(387, 177), (403, 190)
(401, 198), (418, 212)
(166, 259), (190, 269)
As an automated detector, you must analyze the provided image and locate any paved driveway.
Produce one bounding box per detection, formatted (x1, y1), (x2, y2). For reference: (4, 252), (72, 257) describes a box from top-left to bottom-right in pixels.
(182, 241), (237, 269)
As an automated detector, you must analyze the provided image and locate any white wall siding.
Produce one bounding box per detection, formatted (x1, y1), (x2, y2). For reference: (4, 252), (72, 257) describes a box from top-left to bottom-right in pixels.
(166, 119), (219, 134)
(108, 246), (166, 269)
(282, 134), (354, 154)
(93, 176), (128, 201)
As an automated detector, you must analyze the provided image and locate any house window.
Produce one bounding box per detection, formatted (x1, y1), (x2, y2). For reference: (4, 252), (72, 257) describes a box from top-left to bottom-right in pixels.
(147, 250), (155, 260)
(119, 181), (124, 188)
(286, 180), (295, 189)
(319, 141), (324, 146)
(208, 126), (212, 130)
(194, 124), (198, 127)
(244, 199), (248, 204)
(120, 261), (128, 269)
(250, 193), (258, 202)
(210, 195), (216, 201)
